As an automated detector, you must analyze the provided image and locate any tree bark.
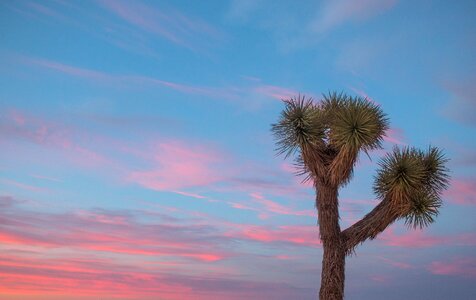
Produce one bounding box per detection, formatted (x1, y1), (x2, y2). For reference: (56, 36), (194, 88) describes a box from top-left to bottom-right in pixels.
(341, 195), (410, 254)
(316, 184), (345, 300)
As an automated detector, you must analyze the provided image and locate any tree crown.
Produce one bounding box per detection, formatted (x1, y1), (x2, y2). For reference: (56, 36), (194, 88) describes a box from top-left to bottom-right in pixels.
(272, 92), (388, 186)
(272, 92), (449, 227)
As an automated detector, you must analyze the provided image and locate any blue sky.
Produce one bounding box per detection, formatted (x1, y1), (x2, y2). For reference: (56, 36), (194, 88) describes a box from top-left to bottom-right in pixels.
(0, 1), (475, 299)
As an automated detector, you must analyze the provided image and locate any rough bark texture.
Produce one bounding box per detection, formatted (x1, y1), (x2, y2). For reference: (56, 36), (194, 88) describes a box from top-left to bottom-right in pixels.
(316, 184), (345, 300)
(341, 195), (410, 255)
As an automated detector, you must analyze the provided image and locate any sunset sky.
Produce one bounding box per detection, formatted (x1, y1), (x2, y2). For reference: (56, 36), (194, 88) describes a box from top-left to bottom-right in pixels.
(1, 1), (475, 299)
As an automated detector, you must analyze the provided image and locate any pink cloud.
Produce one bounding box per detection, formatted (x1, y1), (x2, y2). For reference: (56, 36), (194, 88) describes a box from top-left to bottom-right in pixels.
(11, 0), (165, 59)
(254, 84), (299, 100)
(429, 257), (476, 278)
(0, 178), (48, 193)
(172, 190), (207, 199)
(227, 224), (320, 247)
(223, 161), (314, 200)
(312, 0), (398, 33)
(132, 75), (238, 100)
(9, 110), (26, 125)
(280, 162), (298, 174)
(128, 141), (227, 190)
(0, 251), (309, 300)
(23, 56), (112, 82)
(378, 228), (476, 248)
(228, 201), (257, 211)
(383, 127), (406, 145)
(370, 274), (390, 283)
(444, 178), (476, 205)
(99, 0), (182, 44)
(1, 109), (109, 168)
(379, 229), (446, 248)
(275, 254), (298, 260)
(350, 87), (379, 104)
(98, 0), (224, 51)
(1, 205), (233, 263)
(17, 55), (239, 100)
(29, 174), (62, 182)
(250, 193), (315, 217)
(0, 230), (54, 248)
(378, 256), (414, 270)
(0, 202), (314, 299)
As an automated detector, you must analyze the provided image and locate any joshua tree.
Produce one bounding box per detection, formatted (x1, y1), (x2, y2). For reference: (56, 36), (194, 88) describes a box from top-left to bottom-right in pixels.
(272, 93), (449, 300)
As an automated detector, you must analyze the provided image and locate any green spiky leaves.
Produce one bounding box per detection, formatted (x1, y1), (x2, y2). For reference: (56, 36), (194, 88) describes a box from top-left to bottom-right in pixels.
(404, 190), (441, 229)
(374, 147), (426, 198)
(374, 146), (450, 229)
(272, 92), (389, 185)
(422, 146), (450, 193)
(324, 92), (389, 153)
(272, 95), (326, 158)
(323, 92), (388, 185)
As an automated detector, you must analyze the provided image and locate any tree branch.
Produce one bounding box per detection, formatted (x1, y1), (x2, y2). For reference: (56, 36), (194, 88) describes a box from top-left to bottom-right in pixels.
(300, 144), (328, 183)
(340, 195), (410, 255)
(328, 146), (358, 186)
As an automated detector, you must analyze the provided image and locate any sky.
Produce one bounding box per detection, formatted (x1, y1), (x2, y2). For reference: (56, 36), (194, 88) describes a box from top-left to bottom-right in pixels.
(0, 0), (475, 299)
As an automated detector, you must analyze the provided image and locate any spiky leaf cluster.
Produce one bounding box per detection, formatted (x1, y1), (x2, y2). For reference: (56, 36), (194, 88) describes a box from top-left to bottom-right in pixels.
(421, 146), (450, 193)
(404, 190), (441, 228)
(272, 92), (389, 185)
(271, 95), (325, 158)
(323, 92), (389, 153)
(322, 92), (389, 185)
(374, 146), (449, 228)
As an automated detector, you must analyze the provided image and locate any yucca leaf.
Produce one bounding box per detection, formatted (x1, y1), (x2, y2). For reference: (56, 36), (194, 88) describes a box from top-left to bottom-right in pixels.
(271, 95), (326, 158)
(373, 147), (427, 200)
(405, 190), (442, 229)
(421, 146), (450, 193)
(324, 94), (388, 153)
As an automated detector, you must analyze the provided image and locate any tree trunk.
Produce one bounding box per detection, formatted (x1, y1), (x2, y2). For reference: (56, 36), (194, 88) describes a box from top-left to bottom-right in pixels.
(316, 184), (345, 300)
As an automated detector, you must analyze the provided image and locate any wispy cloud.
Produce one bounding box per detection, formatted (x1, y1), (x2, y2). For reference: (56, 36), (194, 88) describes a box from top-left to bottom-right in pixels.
(0, 251), (311, 300)
(226, 224), (320, 247)
(311, 0), (398, 33)
(29, 174), (62, 182)
(1, 107), (308, 205)
(429, 257), (476, 278)
(250, 192), (314, 217)
(378, 227), (476, 248)
(98, 0), (225, 52)
(128, 141), (228, 191)
(444, 178), (476, 205)
(0, 178), (48, 193)
(1, 109), (110, 168)
(8, 0), (225, 57)
(13, 54), (311, 108)
(350, 87), (378, 103)
(370, 274), (390, 283)
(254, 84), (299, 100)
(24, 56), (113, 82)
(383, 127), (407, 145)
(1, 204), (232, 263)
(378, 256), (414, 270)
(16, 55), (239, 100)
(0, 196), (317, 299)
